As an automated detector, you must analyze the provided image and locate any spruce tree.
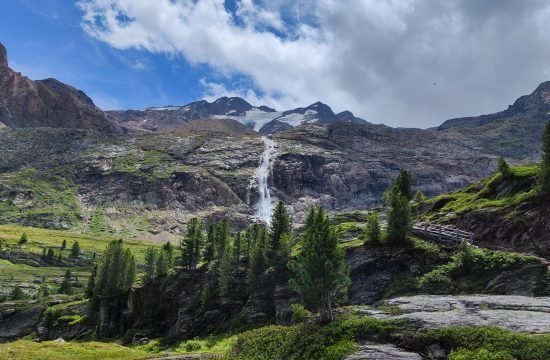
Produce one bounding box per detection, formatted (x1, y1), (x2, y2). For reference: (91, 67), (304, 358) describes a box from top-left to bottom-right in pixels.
(58, 269), (73, 295)
(218, 242), (233, 296)
(385, 186), (411, 243)
(94, 239), (136, 297)
(71, 241), (80, 257)
(203, 224), (215, 263)
(18, 232), (28, 245)
(232, 232), (242, 264)
(289, 207), (350, 323)
(162, 241), (174, 269)
(61, 239), (67, 249)
(365, 212), (381, 244)
(269, 201), (292, 260)
(11, 286), (26, 300)
(144, 246), (158, 281)
(539, 121), (550, 194)
(181, 218), (203, 271)
(247, 225), (269, 289)
(85, 264), (97, 298)
(498, 156), (512, 178)
(156, 249), (168, 277)
(394, 170), (413, 200)
(215, 219), (230, 259)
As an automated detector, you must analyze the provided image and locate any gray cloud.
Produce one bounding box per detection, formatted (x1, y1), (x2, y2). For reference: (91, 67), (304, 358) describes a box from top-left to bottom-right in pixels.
(78, 0), (550, 127)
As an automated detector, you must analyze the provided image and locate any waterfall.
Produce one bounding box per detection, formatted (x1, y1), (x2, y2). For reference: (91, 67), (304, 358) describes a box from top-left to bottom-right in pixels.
(255, 136), (277, 224)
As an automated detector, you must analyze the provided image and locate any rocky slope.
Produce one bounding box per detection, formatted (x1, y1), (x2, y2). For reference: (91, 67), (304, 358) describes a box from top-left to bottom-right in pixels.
(0, 43), (121, 134)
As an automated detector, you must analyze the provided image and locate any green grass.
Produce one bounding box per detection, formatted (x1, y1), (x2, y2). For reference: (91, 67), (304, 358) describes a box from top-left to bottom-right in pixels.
(0, 169), (80, 228)
(0, 340), (149, 360)
(419, 165), (539, 220)
(0, 224), (161, 263)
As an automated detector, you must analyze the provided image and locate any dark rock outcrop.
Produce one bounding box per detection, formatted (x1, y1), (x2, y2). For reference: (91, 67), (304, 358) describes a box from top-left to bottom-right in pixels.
(0, 43), (121, 133)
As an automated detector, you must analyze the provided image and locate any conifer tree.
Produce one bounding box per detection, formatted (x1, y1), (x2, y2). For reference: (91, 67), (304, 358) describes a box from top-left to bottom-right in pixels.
(156, 249), (168, 277)
(289, 207), (350, 323)
(181, 218), (203, 271)
(42, 248), (47, 259)
(539, 121), (550, 194)
(203, 224), (215, 263)
(498, 156), (512, 178)
(162, 241), (174, 269)
(218, 242), (233, 296)
(11, 286), (26, 300)
(94, 239), (136, 297)
(394, 170), (413, 200)
(71, 241), (81, 257)
(232, 232), (242, 264)
(247, 225), (269, 289)
(144, 246), (158, 281)
(385, 185), (411, 243)
(365, 212), (381, 244)
(85, 264), (97, 298)
(58, 269), (73, 295)
(61, 239), (67, 249)
(215, 219), (230, 259)
(269, 201), (292, 264)
(18, 232), (28, 245)
(56, 249), (62, 263)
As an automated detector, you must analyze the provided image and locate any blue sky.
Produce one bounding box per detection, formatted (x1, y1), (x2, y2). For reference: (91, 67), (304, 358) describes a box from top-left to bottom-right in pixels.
(1, 0), (550, 127)
(0, 0), (212, 110)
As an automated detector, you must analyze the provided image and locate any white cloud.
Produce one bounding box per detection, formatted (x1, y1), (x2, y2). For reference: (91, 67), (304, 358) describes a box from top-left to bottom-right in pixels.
(77, 0), (550, 127)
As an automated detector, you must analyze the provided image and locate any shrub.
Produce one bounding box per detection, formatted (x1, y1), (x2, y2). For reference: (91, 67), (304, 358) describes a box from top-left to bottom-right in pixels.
(291, 303), (312, 323)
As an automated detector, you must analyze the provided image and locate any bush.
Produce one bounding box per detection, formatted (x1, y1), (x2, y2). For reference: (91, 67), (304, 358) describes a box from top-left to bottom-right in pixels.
(450, 348), (514, 360)
(291, 303), (312, 323)
(184, 341), (202, 352)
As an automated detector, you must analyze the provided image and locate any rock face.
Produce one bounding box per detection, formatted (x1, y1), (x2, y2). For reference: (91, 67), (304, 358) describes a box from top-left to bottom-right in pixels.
(344, 343), (422, 360)
(0, 43), (121, 133)
(368, 295), (550, 334)
(0, 303), (44, 342)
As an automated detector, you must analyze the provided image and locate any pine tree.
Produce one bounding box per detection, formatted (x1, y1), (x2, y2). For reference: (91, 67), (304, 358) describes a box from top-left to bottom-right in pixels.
(232, 232), (242, 264)
(365, 212), (381, 244)
(61, 239), (67, 249)
(58, 269), (73, 295)
(144, 246), (158, 281)
(162, 241), (174, 269)
(11, 286), (26, 300)
(394, 170), (413, 200)
(18, 232), (28, 245)
(156, 249), (168, 277)
(94, 239), (136, 297)
(289, 207), (350, 323)
(498, 156), (512, 178)
(181, 218), (203, 271)
(218, 242), (233, 296)
(85, 264), (97, 298)
(539, 121), (550, 194)
(215, 219), (230, 259)
(247, 225), (269, 289)
(269, 201), (292, 263)
(385, 186), (411, 243)
(203, 224), (215, 263)
(71, 241), (81, 257)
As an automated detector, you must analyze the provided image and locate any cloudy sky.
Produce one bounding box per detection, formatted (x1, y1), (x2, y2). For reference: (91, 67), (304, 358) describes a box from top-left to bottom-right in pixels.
(2, 0), (550, 127)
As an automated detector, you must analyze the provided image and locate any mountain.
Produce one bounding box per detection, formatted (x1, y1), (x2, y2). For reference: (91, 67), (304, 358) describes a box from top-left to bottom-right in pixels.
(438, 81), (550, 131)
(0, 43), (122, 134)
(107, 97), (367, 134)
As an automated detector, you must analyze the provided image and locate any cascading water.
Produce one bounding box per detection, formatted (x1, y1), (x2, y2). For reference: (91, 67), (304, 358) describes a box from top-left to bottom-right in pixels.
(254, 136), (277, 224)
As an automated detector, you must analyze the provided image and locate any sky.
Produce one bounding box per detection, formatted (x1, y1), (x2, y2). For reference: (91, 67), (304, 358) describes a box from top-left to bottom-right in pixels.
(1, 0), (550, 128)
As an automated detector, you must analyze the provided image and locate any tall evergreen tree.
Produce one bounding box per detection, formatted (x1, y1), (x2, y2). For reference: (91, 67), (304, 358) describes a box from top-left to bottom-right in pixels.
(156, 249), (168, 277)
(215, 219), (230, 259)
(365, 212), (381, 244)
(71, 241), (81, 257)
(394, 170), (413, 200)
(539, 121), (550, 194)
(181, 218), (203, 271)
(203, 224), (216, 263)
(144, 246), (158, 281)
(247, 225), (269, 289)
(162, 241), (174, 269)
(58, 269), (73, 295)
(269, 201), (292, 262)
(218, 242), (234, 296)
(232, 232), (242, 264)
(85, 264), (97, 298)
(61, 239), (67, 249)
(94, 239), (136, 297)
(289, 207), (350, 323)
(385, 185), (411, 243)
(498, 156), (512, 178)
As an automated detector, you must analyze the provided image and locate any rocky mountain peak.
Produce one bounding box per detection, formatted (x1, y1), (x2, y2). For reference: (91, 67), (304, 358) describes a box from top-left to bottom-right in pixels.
(0, 42), (8, 69)
(505, 80), (550, 115)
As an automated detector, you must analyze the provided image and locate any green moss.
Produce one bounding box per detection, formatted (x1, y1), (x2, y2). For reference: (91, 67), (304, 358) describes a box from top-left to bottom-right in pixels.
(0, 340), (149, 360)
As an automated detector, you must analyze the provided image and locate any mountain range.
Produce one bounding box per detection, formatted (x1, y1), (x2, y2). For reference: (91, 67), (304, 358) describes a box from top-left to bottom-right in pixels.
(1, 41), (549, 241)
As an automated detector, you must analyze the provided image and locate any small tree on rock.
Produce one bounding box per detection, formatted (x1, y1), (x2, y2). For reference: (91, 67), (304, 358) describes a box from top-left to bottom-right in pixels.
(71, 241), (80, 258)
(289, 207), (350, 323)
(498, 156), (512, 178)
